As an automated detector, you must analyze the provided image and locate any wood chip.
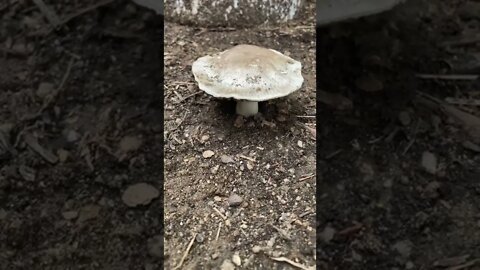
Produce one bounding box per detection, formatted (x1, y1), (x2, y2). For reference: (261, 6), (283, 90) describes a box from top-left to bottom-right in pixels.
(270, 257), (315, 270)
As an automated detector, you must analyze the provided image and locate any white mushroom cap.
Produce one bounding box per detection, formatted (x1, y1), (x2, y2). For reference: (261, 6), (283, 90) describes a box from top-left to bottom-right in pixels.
(191, 44), (303, 102)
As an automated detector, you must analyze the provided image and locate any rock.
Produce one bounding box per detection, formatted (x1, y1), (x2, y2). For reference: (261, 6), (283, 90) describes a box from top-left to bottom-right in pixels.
(211, 165), (220, 174)
(392, 240), (412, 258)
(77, 205), (101, 223)
(122, 183), (159, 207)
(220, 155), (235, 163)
(352, 250), (363, 261)
(57, 149), (70, 162)
(252, 246), (262, 253)
(64, 129), (80, 143)
(320, 226), (336, 243)
(228, 193), (243, 207)
(18, 165), (36, 182)
(297, 140), (304, 148)
(195, 233), (204, 243)
(36, 82), (54, 98)
(232, 253), (241, 266)
(62, 210), (78, 220)
(147, 235), (163, 258)
(119, 136), (142, 152)
(202, 150), (215, 158)
(220, 259), (235, 270)
(421, 151), (437, 175)
(200, 135), (210, 143)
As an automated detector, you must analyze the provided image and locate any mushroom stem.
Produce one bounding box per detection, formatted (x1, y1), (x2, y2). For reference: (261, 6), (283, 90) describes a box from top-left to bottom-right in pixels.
(236, 100), (258, 117)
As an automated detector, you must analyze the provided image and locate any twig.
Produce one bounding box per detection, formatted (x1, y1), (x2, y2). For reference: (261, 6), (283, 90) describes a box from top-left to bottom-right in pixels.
(215, 222), (222, 241)
(212, 207), (227, 220)
(32, 0), (115, 36)
(32, 0), (61, 27)
(445, 97), (480, 106)
(402, 120), (420, 155)
(298, 174), (315, 181)
(238, 154), (256, 162)
(174, 91), (203, 104)
(21, 57), (75, 121)
(60, 0), (115, 26)
(270, 257), (315, 270)
(416, 74), (478, 80)
(337, 223), (363, 236)
(442, 35), (480, 47)
(325, 149), (342, 159)
(173, 232), (197, 270)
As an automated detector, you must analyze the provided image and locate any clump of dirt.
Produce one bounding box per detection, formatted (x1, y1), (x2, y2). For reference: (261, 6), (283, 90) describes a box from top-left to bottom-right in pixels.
(163, 2), (316, 269)
(317, 0), (480, 269)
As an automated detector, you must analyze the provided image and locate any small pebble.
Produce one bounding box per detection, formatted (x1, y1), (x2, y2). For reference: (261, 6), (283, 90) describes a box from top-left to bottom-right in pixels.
(232, 253), (241, 266)
(297, 140), (304, 148)
(220, 155), (235, 163)
(36, 82), (54, 98)
(228, 193), (243, 207)
(421, 151), (437, 175)
(203, 150), (215, 158)
(392, 240), (412, 258)
(201, 135), (210, 142)
(62, 210), (78, 220)
(220, 259), (235, 270)
(195, 233), (204, 243)
(398, 111), (411, 126)
(252, 246), (262, 253)
(320, 226), (336, 243)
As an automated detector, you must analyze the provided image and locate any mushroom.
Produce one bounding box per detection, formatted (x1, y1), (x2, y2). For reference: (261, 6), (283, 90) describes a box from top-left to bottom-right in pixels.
(191, 44), (304, 117)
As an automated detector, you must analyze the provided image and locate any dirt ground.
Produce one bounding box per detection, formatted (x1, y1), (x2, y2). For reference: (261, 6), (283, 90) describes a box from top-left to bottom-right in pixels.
(164, 2), (316, 269)
(317, 0), (480, 269)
